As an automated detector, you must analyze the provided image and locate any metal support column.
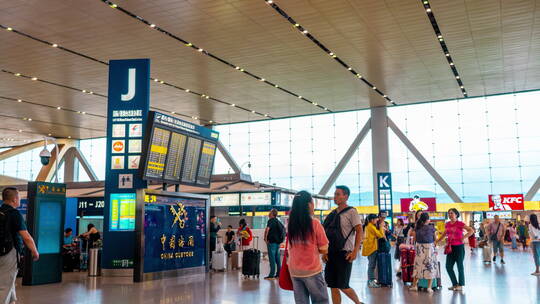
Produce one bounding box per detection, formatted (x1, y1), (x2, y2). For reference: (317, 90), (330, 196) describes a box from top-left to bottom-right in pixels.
(371, 107), (390, 205)
(525, 176), (540, 201)
(216, 141), (241, 174)
(319, 118), (371, 195)
(63, 148), (76, 182)
(388, 118), (463, 203)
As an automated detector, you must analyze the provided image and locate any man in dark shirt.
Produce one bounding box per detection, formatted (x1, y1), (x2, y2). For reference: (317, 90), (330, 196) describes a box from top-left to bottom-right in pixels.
(264, 208), (284, 280)
(0, 187), (39, 303)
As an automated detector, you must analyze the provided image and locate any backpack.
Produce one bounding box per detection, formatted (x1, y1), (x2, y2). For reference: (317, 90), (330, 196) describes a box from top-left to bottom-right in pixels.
(276, 220), (286, 244)
(323, 207), (354, 252)
(0, 206), (15, 256)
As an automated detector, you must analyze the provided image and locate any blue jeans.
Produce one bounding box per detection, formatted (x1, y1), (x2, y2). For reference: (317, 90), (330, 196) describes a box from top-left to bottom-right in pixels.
(267, 243), (281, 277)
(367, 251), (378, 280)
(292, 273), (329, 304)
(511, 236), (517, 249)
(532, 241), (540, 267)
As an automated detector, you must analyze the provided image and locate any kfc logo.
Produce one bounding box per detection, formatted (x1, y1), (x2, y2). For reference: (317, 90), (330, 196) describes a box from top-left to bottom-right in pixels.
(489, 194), (524, 211)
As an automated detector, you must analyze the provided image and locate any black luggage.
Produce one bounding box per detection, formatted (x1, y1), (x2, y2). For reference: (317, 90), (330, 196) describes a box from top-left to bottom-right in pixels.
(242, 236), (260, 278)
(377, 251), (393, 287)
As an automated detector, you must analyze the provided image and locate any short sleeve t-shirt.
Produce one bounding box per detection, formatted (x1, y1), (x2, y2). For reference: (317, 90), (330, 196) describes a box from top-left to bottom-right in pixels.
(445, 221), (465, 246)
(0, 204), (27, 253)
(288, 218), (329, 278)
(339, 207), (362, 251)
(415, 225), (435, 244)
(64, 235), (74, 245)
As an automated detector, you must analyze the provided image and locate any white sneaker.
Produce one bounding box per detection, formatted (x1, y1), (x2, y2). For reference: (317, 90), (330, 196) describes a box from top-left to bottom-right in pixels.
(531, 272), (540, 276)
(427, 288), (434, 293)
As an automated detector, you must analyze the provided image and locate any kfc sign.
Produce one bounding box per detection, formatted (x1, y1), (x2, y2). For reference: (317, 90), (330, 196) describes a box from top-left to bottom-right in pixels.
(488, 194), (524, 211)
(400, 196), (437, 212)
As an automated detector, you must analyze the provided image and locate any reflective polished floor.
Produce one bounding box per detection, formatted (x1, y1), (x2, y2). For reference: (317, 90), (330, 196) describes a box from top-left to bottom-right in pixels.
(17, 247), (539, 304)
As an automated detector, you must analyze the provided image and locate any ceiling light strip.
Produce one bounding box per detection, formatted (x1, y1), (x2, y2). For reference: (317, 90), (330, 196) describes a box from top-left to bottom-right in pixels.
(1, 24), (265, 121)
(100, 0), (331, 112)
(420, 0), (467, 97)
(263, 0), (397, 105)
(0, 96), (105, 119)
(0, 69), (217, 123)
(0, 112), (104, 132)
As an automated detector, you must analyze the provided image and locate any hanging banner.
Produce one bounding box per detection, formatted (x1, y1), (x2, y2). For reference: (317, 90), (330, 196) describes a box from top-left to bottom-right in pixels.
(400, 196), (437, 212)
(488, 194), (524, 211)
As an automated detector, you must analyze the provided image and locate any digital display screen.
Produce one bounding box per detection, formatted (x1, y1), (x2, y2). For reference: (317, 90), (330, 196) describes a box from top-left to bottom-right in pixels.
(314, 198), (331, 210)
(241, 192), (272, 206)
(196, 142), (216, 186)
(280, 193), (294, 207)
(163, 132), (187, 181)
(110, 193), (136, 231)
(181, 137), (202, 184)
(210, 193), (240, 207)
(486, 211), (512, 219)
(37, 201), (62, 254)
(145, 128), (171, 179)
(143, 194), (206, 273)
(141, 112), (219, 187)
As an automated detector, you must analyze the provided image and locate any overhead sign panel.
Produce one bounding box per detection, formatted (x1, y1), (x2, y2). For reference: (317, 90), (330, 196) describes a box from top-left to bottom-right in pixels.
(141, 112), (219, 187)
(210, 193), (240, 207)
(241, 192), (272, 206)
(488, 194), (524, 211)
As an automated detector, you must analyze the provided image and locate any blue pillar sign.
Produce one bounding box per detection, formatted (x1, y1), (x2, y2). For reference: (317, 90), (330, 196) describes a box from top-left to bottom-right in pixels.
(377, 172), (393, 217)
(102, 59), (150, 270)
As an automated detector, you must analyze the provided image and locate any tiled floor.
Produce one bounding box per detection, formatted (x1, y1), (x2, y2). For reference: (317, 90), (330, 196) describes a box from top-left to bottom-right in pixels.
(16, 247), (539, 303)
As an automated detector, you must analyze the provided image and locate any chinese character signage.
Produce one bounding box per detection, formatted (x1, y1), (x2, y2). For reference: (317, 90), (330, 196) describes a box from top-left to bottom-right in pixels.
(400, 196), (437, 212)
(488, 194), (524, 211)
(142, 194), (207, 274)
(103, 59), (150, 269)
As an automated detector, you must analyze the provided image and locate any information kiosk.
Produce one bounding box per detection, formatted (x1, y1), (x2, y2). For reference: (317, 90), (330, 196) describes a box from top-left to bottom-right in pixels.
(134, 189), (209, 282)
(23, 182), (66, 285)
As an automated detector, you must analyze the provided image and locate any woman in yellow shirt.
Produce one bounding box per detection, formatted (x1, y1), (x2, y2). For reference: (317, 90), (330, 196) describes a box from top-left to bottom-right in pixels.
(362, 214), (385, 288)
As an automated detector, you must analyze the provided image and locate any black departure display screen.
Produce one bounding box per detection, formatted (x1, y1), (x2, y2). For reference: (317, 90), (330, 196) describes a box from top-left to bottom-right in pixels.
(141, 112), (219, 187)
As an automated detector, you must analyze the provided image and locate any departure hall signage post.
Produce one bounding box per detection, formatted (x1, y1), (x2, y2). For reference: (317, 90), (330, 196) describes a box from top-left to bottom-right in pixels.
(102, 59), (150, 273)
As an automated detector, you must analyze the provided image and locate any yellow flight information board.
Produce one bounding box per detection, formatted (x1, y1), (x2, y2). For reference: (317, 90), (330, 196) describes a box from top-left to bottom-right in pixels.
(141, 112), (219, 187)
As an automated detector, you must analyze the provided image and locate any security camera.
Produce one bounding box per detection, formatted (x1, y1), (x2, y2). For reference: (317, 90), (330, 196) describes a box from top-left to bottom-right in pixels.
(39, 148), (51, 165)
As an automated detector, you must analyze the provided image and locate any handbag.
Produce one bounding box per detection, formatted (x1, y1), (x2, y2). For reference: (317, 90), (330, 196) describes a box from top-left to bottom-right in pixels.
(279, 236), (293, 291)
(490, 223), (501, 242)
(444, 229), (453, 255)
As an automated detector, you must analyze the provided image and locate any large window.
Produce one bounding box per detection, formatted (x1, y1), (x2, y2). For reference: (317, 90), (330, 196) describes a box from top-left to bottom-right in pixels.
(216, 91), (540, 204)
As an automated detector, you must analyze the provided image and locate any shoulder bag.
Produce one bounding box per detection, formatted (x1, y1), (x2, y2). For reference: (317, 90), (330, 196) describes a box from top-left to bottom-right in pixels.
(279, 236), (293, 291)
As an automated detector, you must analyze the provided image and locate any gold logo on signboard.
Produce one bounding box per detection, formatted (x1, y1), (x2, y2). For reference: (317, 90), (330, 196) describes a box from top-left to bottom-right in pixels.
(170, 203), (187, 229)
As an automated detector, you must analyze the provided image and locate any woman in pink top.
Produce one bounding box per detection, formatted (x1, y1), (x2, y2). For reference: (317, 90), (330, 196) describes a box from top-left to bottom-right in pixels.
(436, 208), (473, 291)
(287, 191), (329, 304)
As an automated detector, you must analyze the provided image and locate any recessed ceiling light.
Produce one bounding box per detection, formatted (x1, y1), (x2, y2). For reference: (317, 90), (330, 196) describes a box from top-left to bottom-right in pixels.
(372, 86), (377, 90)
(231, 104), (235, 107)
(171, 111), (176, 114)
(68, 136), (72, 138)
(294, 23), (300, 27)
(48, 133), (52, 136)
(267, 0), (273, 3)
(160, 81), (164, 84)
(437, 35), (442, 39)
(383, 95), (388, 98)
(153, 78), (158, 82)
(329, 52), (334, 56)
(456, 76), (460, 79)
(356, 74), (362, 78)
(18, 130), (22, 133)
(186, 43), (193, 47)
(198, 48), (203, 52)
(205, 95), (209, 99)
(31, 77), (37, 81)
(251, 110), (256, 113)
(185, 89), (190, 92)
(347, 67), (352, 71)
(82, 90), (87, 93)
(240, 69), (244, 72)
(298, 96), (302, 99)
(450, 62), (454, 66)
(57, 106), (61, 110)
(150, 24), (156, 28)
(235, 66), (240, 70)
(28, 118), (32, 121)
(17, 99), (22, 102)
(6, 27), (13, 31)
(15, 73), (20, 76)
(426, 8), (432, 13)
(324, 107), (328, 111)
(302, 30), (308, 34)
(82, 112), (86, 114)
(52, 43), (58, 47)
(209, 120), (213, 123)
(445, 53), (450, 57)
(264, 114), (269, 117)
(313, 103), (318, 106)
(460, 86), (464, 89)
(439, 38), (443, 41)
(260, 78), (265, 81)
(274, 85), (279, 88)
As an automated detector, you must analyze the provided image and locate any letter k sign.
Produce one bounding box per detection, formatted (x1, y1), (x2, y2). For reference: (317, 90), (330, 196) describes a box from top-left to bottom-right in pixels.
(379, 175), (390, 188)
(121, 68), (136, 101)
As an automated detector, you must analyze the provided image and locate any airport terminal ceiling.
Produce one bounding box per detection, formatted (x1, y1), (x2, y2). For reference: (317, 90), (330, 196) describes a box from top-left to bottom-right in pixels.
(1, 0), (540, 147)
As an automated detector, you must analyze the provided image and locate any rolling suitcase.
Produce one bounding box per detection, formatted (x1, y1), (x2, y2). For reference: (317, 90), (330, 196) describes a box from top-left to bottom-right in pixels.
(400, 248), (415, 284)
(377, 251), (393, 287)
(242, 237), (260, 278)
(231, 250), (242, 269)
(483, 245), (492, 262)
(418, 262), (441, 290)
(212, 251), (227, 271)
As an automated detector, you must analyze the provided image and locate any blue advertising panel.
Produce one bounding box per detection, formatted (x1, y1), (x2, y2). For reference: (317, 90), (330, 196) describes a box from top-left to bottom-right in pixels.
(103, 59), (150, 270)
(377, 172), (393, 228)
(143, 195), (206, 273)
(23, 182), (66, 285)
(134, 190), (209, 282)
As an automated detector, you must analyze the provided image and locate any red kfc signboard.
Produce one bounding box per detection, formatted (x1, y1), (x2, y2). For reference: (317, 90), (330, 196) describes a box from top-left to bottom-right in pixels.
(400, 196), (437, 212)
(488, 194), (524, 211)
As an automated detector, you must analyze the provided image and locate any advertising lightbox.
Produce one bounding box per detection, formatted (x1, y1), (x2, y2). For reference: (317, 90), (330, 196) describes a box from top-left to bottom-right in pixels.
(241, 192), (272, 206)
(210, 193), (239, 207)
(488, 194), (524, 211)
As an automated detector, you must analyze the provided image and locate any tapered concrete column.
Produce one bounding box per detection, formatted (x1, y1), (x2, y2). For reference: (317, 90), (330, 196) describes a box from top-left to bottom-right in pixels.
(371, 106), (390, 205)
